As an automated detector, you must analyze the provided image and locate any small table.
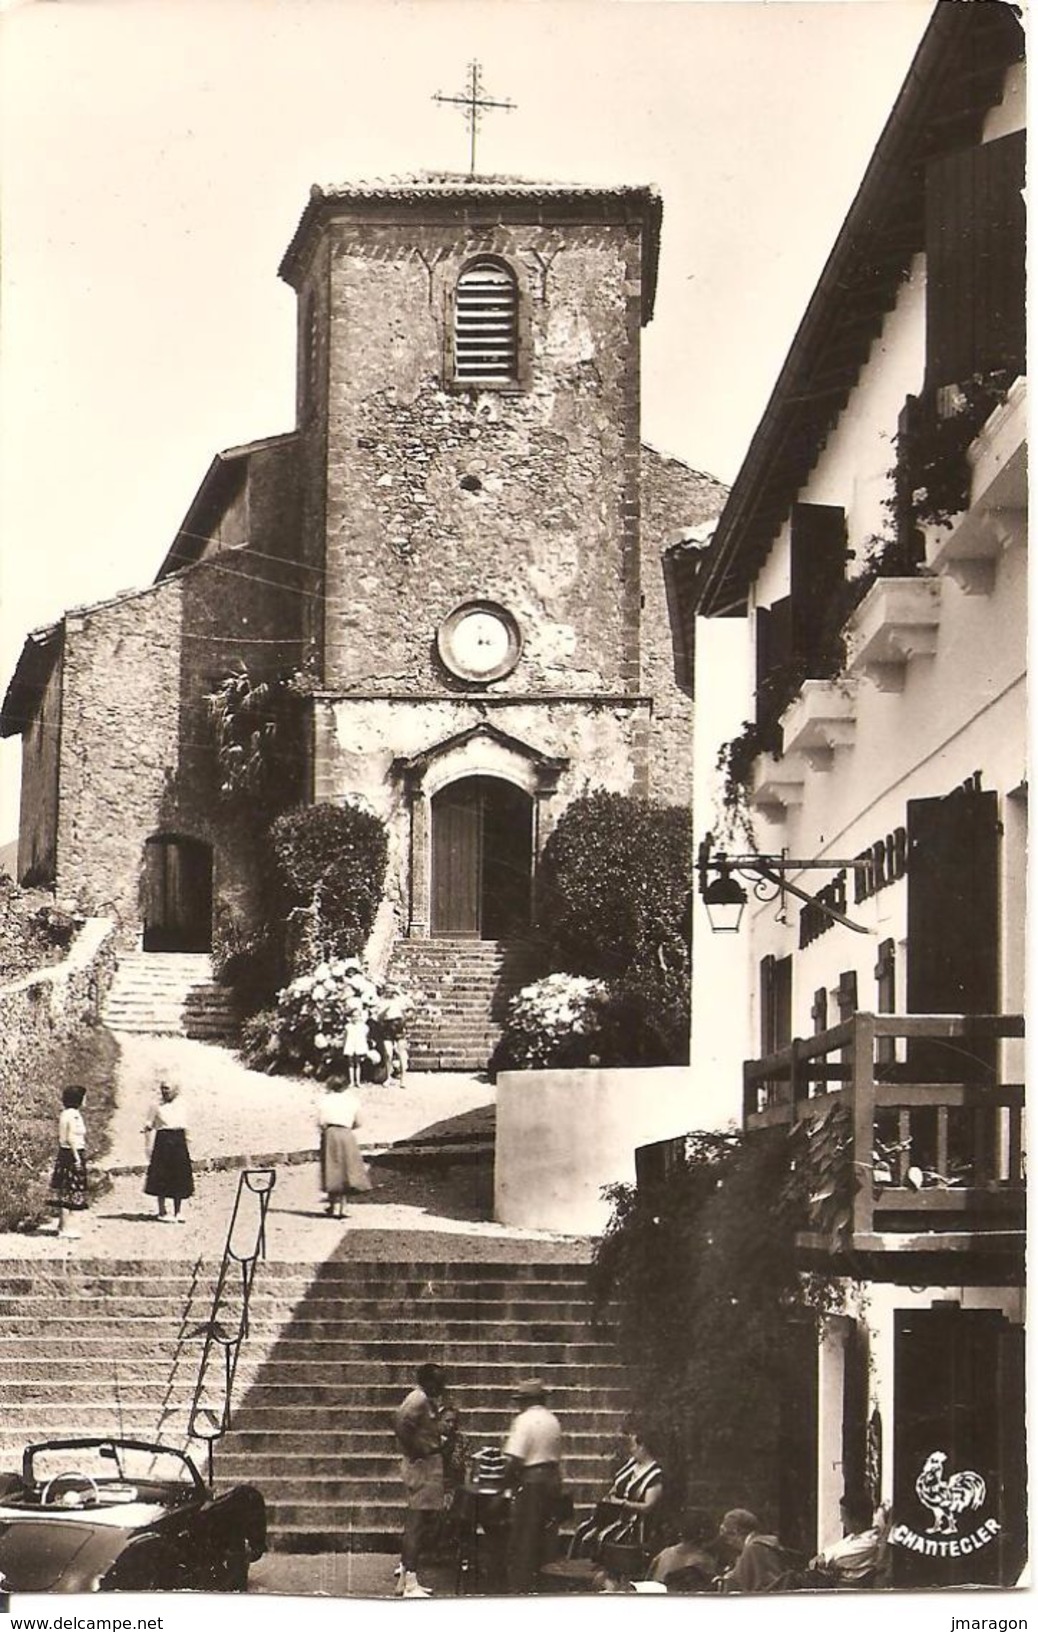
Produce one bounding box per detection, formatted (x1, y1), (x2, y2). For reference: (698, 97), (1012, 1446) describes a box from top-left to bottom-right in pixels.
(538, 1558), (600, 1593)
(454, 1484), (512, 1594)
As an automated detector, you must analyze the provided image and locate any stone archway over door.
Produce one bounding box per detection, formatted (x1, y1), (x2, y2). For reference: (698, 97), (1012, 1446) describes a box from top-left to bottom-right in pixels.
(143, 836), (213, 952)
(430, 777), (532, 939)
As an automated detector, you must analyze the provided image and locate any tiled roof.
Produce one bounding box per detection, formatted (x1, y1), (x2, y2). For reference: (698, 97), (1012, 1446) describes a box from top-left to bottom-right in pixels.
(278, 173), (663, 322)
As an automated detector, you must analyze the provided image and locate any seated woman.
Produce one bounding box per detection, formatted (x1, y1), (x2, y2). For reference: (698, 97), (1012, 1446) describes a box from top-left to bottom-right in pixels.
(647, 1507), (719, 1590)
(569, 1427), (664, 1562)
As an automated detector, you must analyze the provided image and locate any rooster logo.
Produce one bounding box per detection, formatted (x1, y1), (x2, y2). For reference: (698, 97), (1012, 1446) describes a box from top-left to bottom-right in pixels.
(915, 1451), (987, 1535)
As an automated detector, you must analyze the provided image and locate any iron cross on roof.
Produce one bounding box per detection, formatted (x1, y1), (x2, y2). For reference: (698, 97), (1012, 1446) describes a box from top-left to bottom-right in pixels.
(433, 61), (515, 178)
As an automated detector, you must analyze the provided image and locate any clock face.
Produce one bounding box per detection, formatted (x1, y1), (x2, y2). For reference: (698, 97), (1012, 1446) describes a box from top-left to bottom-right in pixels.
(437, 601), (522, 683)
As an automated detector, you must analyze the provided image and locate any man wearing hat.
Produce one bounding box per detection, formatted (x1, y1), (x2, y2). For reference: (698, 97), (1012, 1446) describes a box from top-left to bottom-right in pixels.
(502, 1378), (563, 1593)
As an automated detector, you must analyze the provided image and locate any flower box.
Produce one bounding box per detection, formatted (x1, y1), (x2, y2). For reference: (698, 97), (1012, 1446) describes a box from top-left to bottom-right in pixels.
(923, 378), (1027, 595)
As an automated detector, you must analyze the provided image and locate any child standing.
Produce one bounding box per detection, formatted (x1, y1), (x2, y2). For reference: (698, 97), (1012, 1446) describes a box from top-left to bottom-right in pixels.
(342, 998), (369, 1087)
(50, 1084), (88, 1241)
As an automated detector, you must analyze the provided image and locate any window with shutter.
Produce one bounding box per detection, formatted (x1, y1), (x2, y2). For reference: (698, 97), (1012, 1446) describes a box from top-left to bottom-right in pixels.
(790, 503), (846, 677)
(925, 130), (1026, 392)
(454, 260), (519, 384)
(754, 595), (791, 747)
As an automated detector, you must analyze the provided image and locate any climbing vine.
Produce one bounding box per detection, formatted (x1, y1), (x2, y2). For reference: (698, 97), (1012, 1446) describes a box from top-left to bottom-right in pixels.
(589, 1123), (856, 1527)
(207, 665), (312, 813)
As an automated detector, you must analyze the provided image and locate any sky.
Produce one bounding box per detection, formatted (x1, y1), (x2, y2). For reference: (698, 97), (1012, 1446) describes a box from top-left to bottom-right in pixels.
(0, 0), (935, 844)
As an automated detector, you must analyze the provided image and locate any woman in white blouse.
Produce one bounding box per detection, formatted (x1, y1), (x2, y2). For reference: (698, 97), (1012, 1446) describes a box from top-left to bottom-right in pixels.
(143, 1081), (195, 1222)
(317, 1080), (372, 1218)
(50, 1084), (88, 1240)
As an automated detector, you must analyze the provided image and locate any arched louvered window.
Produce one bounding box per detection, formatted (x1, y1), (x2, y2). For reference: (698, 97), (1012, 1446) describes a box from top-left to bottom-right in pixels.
(454, 260), (518, 383)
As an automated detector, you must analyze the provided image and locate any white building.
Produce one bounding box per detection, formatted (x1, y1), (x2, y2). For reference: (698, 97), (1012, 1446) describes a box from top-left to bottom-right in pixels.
(692, 2), (1025, 1587)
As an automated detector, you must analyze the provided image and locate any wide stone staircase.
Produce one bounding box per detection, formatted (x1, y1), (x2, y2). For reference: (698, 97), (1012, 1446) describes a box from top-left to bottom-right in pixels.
(0, 1260), (223, 1458)
(215, 1256), (626, 1552)
(0, 1254), (627, 1555)
(103, 951), (238, 1040)
(387, 939), (541, 1071)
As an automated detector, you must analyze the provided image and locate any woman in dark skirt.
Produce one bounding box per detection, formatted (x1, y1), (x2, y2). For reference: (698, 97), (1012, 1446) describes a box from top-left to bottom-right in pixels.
(143, 1081), (194, 1222)
(51, 1084), (88, 1240)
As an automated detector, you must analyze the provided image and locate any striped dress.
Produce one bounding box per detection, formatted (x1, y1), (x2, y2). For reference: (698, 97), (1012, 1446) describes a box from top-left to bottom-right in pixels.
(569, 1456), (664, 1559)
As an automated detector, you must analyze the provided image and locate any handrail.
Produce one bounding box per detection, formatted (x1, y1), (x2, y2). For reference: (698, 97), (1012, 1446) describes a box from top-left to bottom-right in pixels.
(187, 1167), (276, 1483)
(742, 1014), (1025, 1244)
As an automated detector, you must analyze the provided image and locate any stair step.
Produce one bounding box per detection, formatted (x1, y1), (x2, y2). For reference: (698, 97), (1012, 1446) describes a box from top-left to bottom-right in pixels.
(2, 1238), (625, 1555)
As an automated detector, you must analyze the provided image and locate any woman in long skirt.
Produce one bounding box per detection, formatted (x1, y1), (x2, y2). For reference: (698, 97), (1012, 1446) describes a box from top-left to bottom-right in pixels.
(317, 1080), (372, 1218)
(51, 1084), (88, 1240)
(143, 1081), (194, 1222)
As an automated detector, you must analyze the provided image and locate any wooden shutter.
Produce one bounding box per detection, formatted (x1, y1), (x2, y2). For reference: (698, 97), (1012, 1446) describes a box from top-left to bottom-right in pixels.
(755, 596), (792, 743)
(906, 786), (999, 1080)
(455, 262), (518, 382)
(790, 504), (846, 677)
(925, 130), (1026, 391)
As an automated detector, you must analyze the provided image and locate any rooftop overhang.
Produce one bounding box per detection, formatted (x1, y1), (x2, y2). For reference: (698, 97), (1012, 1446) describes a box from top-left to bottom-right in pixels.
(278, 175), (662, 325)
(697, 1), (1025, 619)
(1, 622), (62, 738)
(154, 431), (299, 581)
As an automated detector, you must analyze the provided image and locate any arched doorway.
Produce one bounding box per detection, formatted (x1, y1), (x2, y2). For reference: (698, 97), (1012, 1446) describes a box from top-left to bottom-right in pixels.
(143, 835), (213, 952)
(430, 777), (532, 939)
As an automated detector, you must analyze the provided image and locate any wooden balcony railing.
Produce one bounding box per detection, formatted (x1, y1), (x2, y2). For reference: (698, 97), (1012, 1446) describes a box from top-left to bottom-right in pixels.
(743, 1013), (1025, 1250)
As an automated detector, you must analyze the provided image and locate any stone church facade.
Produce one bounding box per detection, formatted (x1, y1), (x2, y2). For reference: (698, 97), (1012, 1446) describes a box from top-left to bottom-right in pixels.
(3, 178), (725, 955)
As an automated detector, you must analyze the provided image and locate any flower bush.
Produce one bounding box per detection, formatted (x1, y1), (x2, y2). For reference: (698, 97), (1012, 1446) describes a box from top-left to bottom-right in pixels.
(490, 973), (608, 1073)
(239, 957), (420, 1080)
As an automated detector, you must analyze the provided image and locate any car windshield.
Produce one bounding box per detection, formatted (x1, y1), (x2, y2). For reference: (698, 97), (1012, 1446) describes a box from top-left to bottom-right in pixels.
(25, 1443), (199, 1490)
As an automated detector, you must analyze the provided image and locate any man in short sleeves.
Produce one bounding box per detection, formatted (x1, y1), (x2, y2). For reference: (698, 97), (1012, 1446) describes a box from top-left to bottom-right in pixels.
(502, 1378), (563, 1593)
(394, 1362), (447, 1597)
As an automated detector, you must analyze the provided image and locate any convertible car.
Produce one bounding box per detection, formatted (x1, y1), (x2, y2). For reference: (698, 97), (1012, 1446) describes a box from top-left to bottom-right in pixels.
(0, 1438), (266, 1594)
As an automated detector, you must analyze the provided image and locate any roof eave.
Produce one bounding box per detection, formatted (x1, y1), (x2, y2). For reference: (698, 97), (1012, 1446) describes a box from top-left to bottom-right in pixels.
(698, 1), (1023, 618)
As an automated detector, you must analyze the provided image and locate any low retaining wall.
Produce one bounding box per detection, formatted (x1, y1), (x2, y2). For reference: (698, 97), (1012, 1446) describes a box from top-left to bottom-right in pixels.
(494, 1066), (693, 1235)
(0, 917), (118, 1095)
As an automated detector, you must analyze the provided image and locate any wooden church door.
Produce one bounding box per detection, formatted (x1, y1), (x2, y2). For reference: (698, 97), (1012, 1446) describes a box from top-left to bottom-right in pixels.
(430, 778), (532, 939)
(431, 785), (483, 937)
(143, 836), (213, 952)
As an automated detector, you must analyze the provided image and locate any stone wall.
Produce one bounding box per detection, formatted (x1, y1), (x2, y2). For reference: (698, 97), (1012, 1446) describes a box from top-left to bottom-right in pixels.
(50, 438), (305, 939)
(495, 1065), (694, 1233)
(318, 219), (643, 701)
(641, 445), (727, 804)
(17, 642), (63, 885)
(0, 917), (117, 1098)
(56, 580), (184, 934)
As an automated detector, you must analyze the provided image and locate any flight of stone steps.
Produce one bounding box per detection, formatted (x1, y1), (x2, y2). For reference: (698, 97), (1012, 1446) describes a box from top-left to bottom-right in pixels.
(0, 1260), (229, 1458)
(215, 1256), (627, 1552)
(0, 1255), (628, 1555)
(387, 939), (541, 1071)
(103, 951), (238, 1040)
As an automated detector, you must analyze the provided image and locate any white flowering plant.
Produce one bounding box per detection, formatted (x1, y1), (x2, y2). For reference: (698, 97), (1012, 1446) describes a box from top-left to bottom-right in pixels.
(494, 973), (609, 1071)
(239, 958), (421, 1079)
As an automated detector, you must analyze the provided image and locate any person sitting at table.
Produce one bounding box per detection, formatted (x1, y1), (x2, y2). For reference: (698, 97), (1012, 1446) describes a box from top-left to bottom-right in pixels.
(808, 1489), (888, 1587)
(646, 1506), (718, 1590)
(569, 1425), (664, 1562)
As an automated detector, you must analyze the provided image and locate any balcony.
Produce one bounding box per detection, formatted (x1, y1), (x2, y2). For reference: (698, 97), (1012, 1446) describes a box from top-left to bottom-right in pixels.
(743, 1012), (1024, 1260)
(844, 578), (942, 693)
(780, 679), (858, 771)
(923, 376), (1027, 595)
(748, 752), (805, 823)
